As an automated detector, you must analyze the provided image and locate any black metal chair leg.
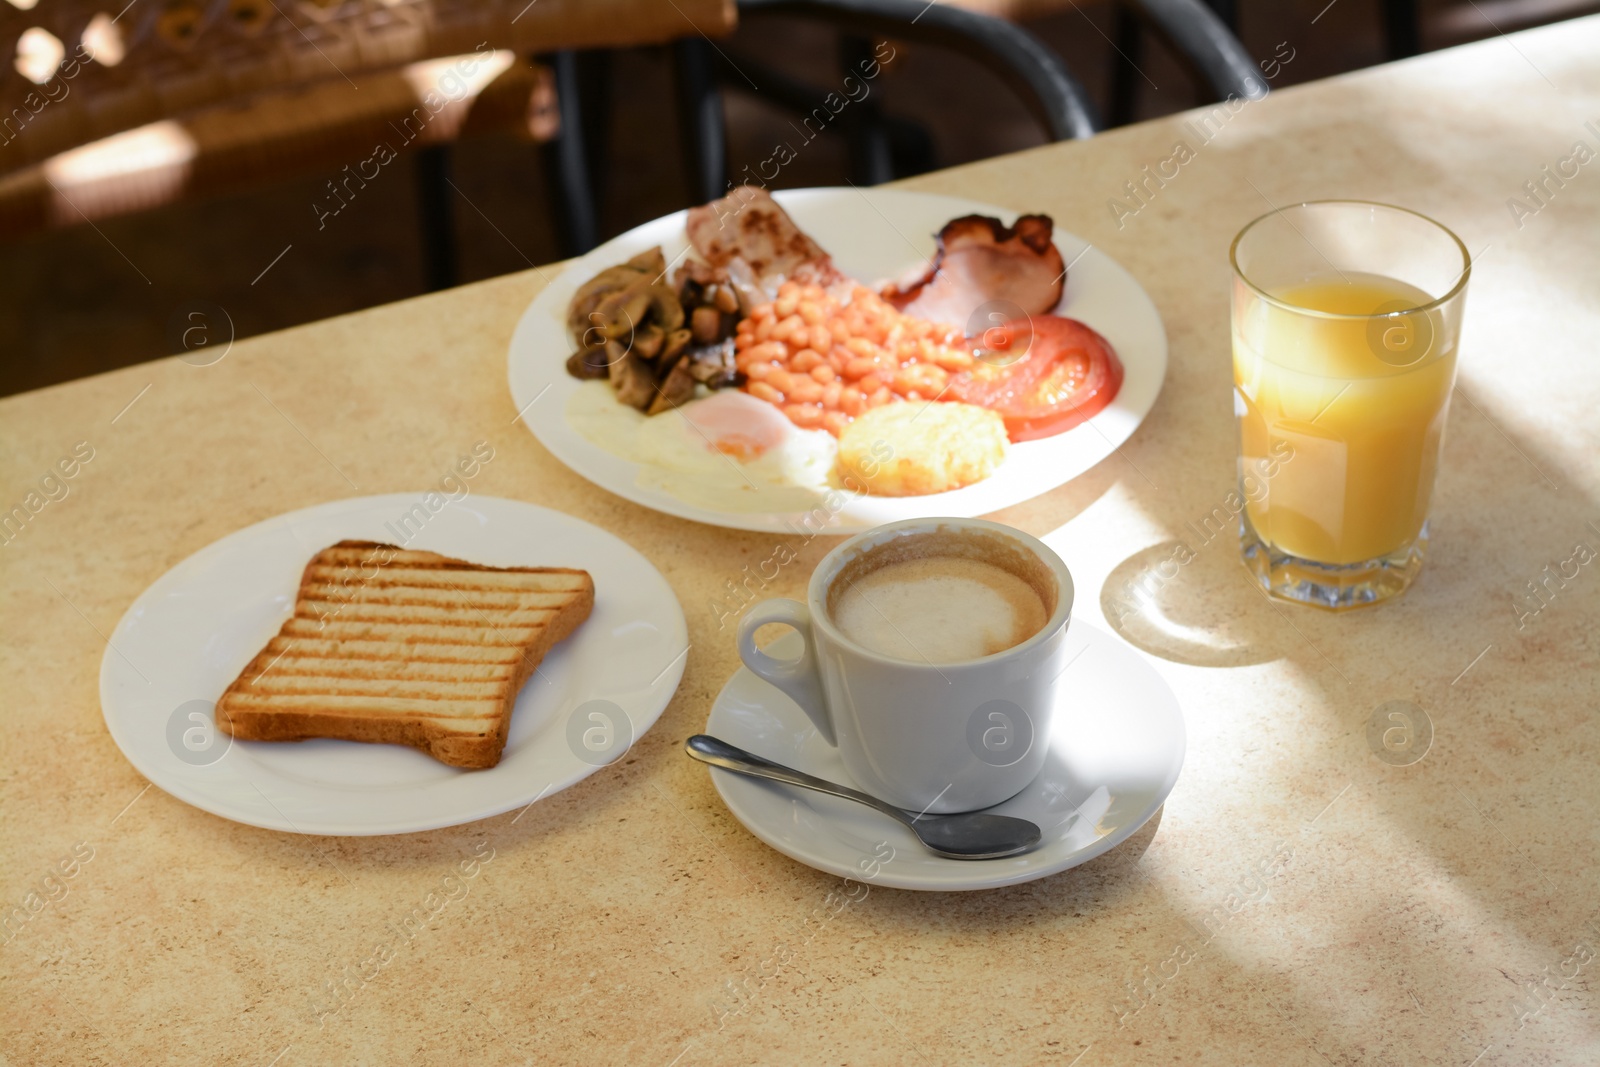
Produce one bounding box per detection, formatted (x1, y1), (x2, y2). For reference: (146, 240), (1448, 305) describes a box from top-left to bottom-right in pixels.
(1383, 0), (1421, 59)
(1108, 3), (1145, 128)
(539, 50), (599, 256)
(884, 115), (935, 177)
(575, 51), (613, 212)
(1203, 0), (1235, 31)
(674, 37), (728, 203)
(1126, 0), (1265, 103)
(839, 33), (894, 185)
(414, 143), (457, 292)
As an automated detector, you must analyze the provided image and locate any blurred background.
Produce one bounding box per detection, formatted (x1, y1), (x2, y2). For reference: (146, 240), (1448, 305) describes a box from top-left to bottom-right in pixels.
(2, 0), (1594, 397)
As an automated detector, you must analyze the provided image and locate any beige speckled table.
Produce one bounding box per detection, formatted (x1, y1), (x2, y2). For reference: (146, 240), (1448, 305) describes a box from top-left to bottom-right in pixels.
(5, 18), (1600, 1066)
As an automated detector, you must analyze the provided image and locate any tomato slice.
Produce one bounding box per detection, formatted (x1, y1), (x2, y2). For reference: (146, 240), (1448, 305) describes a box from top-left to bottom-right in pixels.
(949, 315), (1124, 442)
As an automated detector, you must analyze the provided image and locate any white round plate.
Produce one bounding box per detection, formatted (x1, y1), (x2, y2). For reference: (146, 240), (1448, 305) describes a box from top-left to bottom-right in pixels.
(508, 187), (1168, 533)
(703, 621), (1184, 891)
(100, 494), (688, 835)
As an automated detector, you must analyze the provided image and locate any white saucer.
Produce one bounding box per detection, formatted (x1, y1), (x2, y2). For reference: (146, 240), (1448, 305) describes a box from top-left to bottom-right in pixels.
(100, 494), (688, 835)
(703, 620), (1184, 891)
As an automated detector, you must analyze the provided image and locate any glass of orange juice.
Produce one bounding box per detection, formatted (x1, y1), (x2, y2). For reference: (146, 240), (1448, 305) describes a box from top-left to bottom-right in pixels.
(1231, 201), (1471, 609)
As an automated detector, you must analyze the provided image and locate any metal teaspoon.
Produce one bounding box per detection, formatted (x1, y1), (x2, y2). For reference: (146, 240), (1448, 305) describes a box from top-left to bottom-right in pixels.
(685, 734), (1043, 861)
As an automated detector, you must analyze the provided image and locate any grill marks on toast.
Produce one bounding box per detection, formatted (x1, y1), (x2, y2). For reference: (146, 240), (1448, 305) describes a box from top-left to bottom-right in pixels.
(216, 540), (594, 769)
(298, 599), (565, 629)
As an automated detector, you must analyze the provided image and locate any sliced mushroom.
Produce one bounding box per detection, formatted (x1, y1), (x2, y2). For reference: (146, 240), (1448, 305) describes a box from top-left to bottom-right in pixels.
(603, 338), (629, 373)
(632, 323), (665, 361)
(661, 327), (693, 362)
(690, 305), (722, 345)
(594, 278), (654, 339)
(645, 283), (685, 334)
(611, 351), (657, 411)
(710, 283), (739, 315)
(568, 245), (748, 395)
(647, 354), (697, 415)
(567, 264), (648, 337)
(626, 246), (666, 275)
(603, 339), (628, 384)
(566, 347), (611, 380)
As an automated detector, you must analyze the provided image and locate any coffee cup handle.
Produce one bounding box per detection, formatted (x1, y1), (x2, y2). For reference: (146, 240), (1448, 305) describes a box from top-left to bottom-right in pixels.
(736, 599), (836, 746)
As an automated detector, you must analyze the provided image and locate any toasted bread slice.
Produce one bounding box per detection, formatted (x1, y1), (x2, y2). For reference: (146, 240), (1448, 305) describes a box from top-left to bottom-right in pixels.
(217, 540), (594, 769)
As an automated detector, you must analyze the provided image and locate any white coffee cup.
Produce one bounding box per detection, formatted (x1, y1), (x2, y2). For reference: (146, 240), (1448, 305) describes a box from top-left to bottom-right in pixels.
(736, 517), (1074, 814)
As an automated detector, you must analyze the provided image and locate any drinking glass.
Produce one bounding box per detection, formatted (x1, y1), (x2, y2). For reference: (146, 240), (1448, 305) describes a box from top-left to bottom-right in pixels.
(1230, 201), (1471, 609)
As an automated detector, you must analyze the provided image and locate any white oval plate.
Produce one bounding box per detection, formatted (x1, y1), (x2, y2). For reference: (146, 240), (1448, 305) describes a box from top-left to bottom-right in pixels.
(508, 187), (1168, 533)
(703, 621), (1184, 891)
(100, 494), (688, 835)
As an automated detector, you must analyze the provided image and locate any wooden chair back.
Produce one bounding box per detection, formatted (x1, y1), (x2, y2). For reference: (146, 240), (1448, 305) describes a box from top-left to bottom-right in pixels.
(0, 0), (734, 173)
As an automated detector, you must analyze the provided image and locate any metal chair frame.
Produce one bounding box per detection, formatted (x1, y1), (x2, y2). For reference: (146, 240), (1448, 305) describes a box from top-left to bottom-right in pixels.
(1109, 0), (1263, 125)
(538, 0), (1100, 257)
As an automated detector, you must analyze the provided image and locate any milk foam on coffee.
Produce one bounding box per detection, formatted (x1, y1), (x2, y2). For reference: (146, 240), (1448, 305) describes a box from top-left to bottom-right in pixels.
(831, 554), (1049, 663)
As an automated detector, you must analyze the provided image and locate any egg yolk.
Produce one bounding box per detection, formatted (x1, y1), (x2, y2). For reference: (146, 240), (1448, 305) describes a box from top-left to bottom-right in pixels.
(680, 392), (792, 461)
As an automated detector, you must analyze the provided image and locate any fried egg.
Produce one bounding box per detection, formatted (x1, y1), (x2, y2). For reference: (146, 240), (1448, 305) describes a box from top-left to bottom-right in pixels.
(638, 391), (836, 486)
(565, 382), (838, 512)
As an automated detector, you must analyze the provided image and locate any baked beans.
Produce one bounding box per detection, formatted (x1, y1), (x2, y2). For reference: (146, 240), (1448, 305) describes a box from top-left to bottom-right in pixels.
(734, 283), (975, 435)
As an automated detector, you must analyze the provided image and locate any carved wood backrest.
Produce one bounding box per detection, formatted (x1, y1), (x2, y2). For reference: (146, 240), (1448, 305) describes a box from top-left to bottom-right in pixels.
(0, 0), (734, 172)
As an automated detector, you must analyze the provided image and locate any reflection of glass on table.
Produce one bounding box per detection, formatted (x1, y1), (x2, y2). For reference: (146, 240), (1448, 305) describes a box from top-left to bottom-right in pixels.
(1231, 201), (1471, 609)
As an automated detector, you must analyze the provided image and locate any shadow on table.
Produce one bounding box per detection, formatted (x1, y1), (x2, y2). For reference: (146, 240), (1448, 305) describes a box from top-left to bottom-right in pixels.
(1100, 540), (1282, 667)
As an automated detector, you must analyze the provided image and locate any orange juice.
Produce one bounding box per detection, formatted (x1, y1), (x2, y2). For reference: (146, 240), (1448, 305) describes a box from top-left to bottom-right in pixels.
(1233, 272), (1457, 565)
